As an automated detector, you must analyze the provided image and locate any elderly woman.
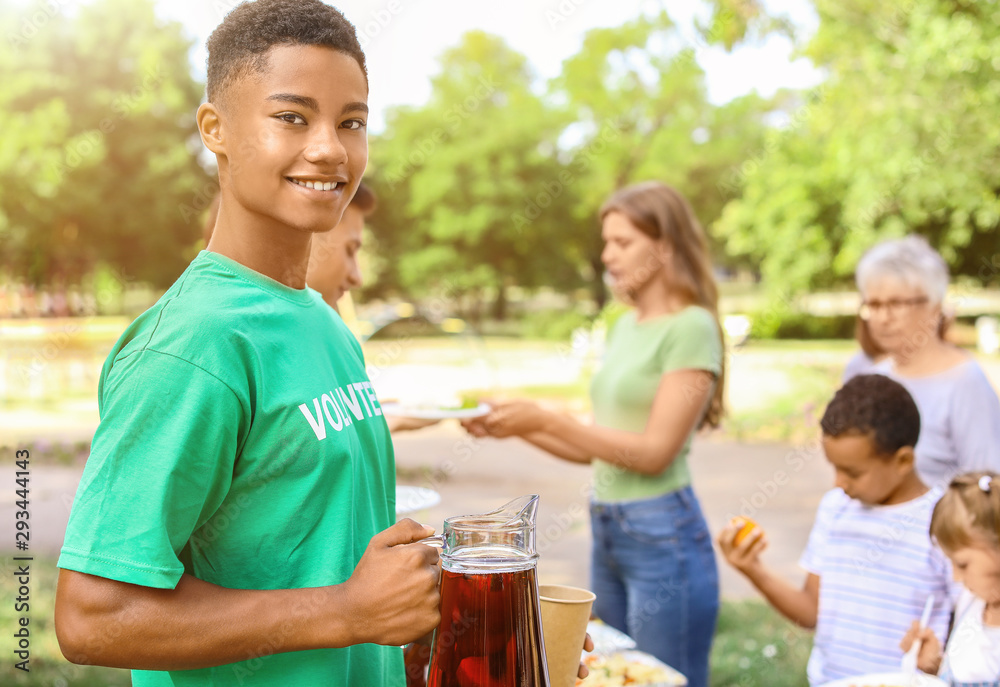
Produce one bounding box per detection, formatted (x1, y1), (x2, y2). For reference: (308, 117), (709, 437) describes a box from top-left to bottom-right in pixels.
(844, 235), (1000, 487)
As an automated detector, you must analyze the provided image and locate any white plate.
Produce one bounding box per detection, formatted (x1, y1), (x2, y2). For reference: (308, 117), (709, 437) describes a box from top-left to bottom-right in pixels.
(380, 402), (491, 420)
(395, 486), (442, 516)
(820, 671), (948, 687)
(585, 619), (637, 654)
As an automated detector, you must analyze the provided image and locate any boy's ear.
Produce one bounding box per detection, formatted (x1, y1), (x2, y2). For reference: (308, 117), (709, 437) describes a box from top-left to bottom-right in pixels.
(893, 445), (916, 471)
(197, 102), (226, 156)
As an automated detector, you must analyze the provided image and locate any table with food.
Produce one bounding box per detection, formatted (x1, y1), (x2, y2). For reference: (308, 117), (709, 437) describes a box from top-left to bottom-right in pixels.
(576, 620), (687, 687)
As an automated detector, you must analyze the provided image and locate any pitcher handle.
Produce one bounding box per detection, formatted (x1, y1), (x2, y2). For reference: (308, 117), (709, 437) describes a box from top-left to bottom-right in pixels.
(415, 534), (445, 548)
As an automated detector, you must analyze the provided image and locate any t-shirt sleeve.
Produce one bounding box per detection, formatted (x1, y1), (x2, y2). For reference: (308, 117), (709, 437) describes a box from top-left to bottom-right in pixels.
(799, 489), (844, 575)
(660, 307), (723, 377)
(948, 364), (1000, 475)
(58, 349), (246, 589)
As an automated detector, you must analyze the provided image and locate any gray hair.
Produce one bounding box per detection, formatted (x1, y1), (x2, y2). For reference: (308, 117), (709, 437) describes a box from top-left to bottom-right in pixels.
(855, 235), (949, 305)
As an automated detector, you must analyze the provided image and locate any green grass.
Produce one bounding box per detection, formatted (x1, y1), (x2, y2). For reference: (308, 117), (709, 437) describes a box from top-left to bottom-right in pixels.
(6, 557), (806, 686)
(0, 556), (131, 686)
(723, 360), (843, 444)
(710, 599), (812, 687)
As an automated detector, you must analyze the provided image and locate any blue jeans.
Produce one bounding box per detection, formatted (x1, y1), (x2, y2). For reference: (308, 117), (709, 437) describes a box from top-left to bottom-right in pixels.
(590, 486), (719, 687)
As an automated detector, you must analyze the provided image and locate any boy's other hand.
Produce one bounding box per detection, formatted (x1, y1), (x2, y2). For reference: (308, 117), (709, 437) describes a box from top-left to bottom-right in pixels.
(717, 518), (767, 573)
(341, 519), (441, 646)
(899, 621), (942, 675)
(578, 632), (594, 679)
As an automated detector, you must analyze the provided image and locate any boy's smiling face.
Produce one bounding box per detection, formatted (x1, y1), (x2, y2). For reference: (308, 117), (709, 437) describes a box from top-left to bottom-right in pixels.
(822, 432), (915, 506)
(204, 44), (368, 235)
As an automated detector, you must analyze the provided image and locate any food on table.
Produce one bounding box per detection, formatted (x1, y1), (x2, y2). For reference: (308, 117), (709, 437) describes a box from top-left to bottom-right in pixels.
(576, 653), (686, 686)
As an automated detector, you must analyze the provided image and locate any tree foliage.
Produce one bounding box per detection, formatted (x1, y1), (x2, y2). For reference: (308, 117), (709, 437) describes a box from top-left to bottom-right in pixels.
(716, 0), (1000, 294)
(0, 0), (209, 287)
(366, 12), (775, 311)
(366, 31), (580, 315)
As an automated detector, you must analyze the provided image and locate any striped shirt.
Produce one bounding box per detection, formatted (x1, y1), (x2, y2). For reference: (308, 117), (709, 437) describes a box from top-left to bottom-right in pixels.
(800, 487), (956, 686)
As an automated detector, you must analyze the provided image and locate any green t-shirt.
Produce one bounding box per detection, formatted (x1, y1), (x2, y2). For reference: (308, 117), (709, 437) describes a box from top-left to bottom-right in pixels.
(589, 305), (722, 502)
(58, 251), (403, 686)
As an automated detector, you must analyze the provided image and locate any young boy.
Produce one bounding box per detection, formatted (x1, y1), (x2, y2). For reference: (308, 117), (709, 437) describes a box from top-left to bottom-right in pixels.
(718, 373), (955, 685)
(53, 1), (440, 685)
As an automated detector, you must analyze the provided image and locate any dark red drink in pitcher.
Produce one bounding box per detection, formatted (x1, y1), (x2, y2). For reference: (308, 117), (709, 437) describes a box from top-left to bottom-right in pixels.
(427, 568), (547, 687)
(421, 495), (550, 687)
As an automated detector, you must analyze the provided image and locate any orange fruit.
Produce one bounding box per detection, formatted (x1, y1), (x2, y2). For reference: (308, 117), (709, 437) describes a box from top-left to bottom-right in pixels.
(731, 517), (759, 545)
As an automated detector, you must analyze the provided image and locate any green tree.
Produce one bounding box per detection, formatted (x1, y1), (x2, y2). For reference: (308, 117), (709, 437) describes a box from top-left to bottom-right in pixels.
(549, 10), (774, 304)
(366, 31), (579, 318)
(716, 0), (1000, 295)
(0, 0), (209, 287)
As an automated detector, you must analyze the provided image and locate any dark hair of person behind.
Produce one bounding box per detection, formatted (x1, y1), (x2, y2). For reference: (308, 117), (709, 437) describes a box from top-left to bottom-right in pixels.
(350, 181), (377, 215)
(820, 374), (920, 457)
(599, 181), (725, 429)
(205, 0), (367, 105)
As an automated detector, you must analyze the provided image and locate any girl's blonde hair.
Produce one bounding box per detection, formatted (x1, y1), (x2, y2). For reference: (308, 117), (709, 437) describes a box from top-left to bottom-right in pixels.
(599, 181), (725, 428)
(930, 471), (1000, 552)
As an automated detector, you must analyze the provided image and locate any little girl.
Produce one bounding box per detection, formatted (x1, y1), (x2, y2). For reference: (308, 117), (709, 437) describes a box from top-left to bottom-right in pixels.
(903, 471), (1000, 685)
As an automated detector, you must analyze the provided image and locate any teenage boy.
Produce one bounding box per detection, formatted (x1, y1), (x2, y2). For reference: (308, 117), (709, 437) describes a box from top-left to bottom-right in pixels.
(718, 374), (955, 685)
(54, 1), (439, 685)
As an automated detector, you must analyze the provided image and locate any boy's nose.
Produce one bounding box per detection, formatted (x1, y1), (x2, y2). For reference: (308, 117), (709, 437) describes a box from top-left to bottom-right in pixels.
(303, 127), (348, 165)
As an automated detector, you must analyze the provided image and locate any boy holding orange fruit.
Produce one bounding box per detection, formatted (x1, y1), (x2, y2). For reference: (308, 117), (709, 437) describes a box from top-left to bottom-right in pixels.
(718, 374), (955, 686)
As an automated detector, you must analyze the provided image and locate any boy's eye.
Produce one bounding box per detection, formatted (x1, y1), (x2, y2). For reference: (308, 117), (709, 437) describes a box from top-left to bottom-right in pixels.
(342, 119), (366, 131)
(277, 113), (305, 125)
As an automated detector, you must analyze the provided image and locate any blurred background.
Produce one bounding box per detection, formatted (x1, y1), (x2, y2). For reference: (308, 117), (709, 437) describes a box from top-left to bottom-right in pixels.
(1, 0), (999, 684)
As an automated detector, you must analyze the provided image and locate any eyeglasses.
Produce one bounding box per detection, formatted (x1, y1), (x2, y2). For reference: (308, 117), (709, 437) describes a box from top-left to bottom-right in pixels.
(858, 297), (929, 320)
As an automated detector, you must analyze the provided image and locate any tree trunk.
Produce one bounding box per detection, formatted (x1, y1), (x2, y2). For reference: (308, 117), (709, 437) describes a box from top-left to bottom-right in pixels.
(590, 255), (607, 310)
(491, 284), (507, 321)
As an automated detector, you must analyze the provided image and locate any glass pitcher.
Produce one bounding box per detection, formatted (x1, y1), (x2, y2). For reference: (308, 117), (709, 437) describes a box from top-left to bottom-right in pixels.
(423, 495), (550, 687)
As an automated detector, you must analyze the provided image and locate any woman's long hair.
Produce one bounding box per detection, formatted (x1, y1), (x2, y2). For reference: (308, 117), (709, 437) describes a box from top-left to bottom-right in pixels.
(599, 181), (725, 428)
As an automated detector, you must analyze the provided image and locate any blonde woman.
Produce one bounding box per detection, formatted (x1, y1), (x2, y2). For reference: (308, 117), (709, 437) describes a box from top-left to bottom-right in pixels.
(466, 181), (724, 686)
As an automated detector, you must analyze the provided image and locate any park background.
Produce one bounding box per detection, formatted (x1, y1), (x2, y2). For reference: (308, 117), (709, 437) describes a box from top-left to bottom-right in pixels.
(2, 0), (1000, 685)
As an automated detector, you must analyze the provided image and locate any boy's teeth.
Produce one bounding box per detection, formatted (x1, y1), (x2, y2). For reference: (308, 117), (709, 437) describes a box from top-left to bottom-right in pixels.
(292, 179), (337, 191)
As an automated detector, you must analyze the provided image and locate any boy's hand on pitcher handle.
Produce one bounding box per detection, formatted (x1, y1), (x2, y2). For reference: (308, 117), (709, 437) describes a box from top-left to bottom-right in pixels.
(340, 519), (441, 646)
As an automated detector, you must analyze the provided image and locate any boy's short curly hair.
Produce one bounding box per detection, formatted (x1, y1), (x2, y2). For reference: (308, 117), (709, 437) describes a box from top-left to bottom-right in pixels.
(820, 374), (920, 457)
(206, 0), (367, 106)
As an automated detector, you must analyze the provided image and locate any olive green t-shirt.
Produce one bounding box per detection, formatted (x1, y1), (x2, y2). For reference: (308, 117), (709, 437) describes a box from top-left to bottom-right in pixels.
(58, 251), (402, 686)
(590, 306), (722, 502)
